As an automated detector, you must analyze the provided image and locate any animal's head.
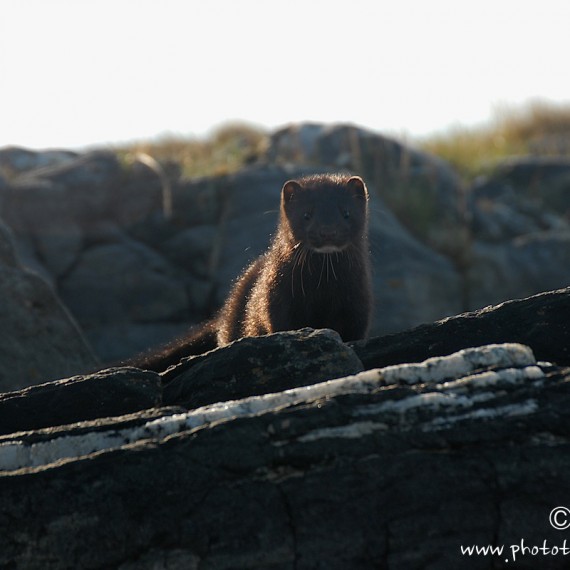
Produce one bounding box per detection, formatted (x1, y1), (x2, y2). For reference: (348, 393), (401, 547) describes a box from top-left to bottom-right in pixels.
(280, 174), (368, 252)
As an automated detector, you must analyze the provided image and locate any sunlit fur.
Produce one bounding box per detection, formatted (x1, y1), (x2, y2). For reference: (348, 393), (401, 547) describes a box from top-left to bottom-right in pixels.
(217, 173), (372, 344)
(132, 173), (373, 371)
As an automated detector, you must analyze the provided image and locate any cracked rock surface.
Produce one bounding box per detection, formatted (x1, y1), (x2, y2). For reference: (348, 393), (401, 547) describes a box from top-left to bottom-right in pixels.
(0, 288), (569, 569)
(0, 356), (569, 566)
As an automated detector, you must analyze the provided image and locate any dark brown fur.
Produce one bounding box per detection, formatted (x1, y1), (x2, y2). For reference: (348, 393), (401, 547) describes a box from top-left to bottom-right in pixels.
(132, 173), (372, 371)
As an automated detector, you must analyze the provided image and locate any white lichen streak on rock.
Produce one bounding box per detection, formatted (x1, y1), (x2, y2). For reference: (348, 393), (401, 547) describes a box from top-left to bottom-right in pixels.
(378, 343), (537, 386)
(298, 421), (389, 443)
(0, 343), (544, 473)
(350, 365), (544, 430)
(426, 399), (539, 429)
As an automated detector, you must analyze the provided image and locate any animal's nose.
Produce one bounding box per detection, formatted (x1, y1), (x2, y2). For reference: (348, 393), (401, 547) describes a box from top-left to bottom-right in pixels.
(319, 227), (337, 241)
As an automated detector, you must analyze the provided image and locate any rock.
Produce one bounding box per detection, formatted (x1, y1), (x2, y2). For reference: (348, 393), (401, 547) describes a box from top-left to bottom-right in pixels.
(351, 286), (570, 370)
(0, 146), (78, 176)
(162, 328), (364, 409)
(464, 158), (570, 310)
(0, 177), (83, 277)
(487, 157), (570, 218)
(170, 176), (228, 228)
(367, 196), (463, 334)
(6, 130), (569, 368)
(81, 219), (127, 247)
(0, 136), (465, 363)
(266, 123), (465, 255)
(0, 367), (161, 435)
(59, 238), (189, 327)
(87, 322), (193, 365)
(213, 212), (280, 306)
(0, 341), (568, 568)
(467, 233), (570, 309)
(15, 151), (123, 221)
(155, 166), (310, 316)
(111, 157), (164, 227)
(161, 225), (221, 280)
(0, 218), (17, 266)
(469, 170), (570, 243)
(0, 152), (128, 279)
(0, 220), (97, 391)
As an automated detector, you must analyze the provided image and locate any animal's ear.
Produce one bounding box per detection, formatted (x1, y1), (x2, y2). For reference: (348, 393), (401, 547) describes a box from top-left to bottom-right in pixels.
(347, 176), (368, 201)
(282, 180), (302, 202)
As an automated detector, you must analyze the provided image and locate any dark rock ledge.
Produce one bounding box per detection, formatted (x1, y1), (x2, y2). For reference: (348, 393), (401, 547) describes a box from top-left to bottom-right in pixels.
(352, 285), (570, 369)
(0, 288), (569, 569)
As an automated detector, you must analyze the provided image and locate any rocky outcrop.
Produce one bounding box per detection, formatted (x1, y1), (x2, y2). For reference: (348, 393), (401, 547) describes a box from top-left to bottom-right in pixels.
(351, 286), (570, 369)
(162, 328), (364, 409)
(0, 367), (161, 435)
(473, 157), (570, 223)
(467, 234), (570, 309)
(266, 126), (570, 314)
(0, 147), (464, 363)
(0, 126), (568, 366)
(466, 158), (570, 309)
(1, 125), (570, 568)
(266, 123), (466, 254)
(0, 288), (569, 569)
(0, 220), (97, 391)
(0, 146), (77, 176)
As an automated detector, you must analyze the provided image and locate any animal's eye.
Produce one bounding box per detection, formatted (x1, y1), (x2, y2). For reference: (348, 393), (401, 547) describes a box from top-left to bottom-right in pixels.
(304, 212), (312, 221)
(343, 210), (350, 219)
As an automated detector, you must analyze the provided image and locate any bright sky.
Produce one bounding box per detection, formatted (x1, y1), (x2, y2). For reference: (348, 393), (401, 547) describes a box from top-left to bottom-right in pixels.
(1, 0), (569, 149)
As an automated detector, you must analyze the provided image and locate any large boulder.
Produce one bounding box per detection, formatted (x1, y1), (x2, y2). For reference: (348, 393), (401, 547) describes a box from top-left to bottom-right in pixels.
(0, 338), (568, 569)
(162, 328), (364, 409)
(465, 157), (570, 310)
(266, 123), (466, 256)
(479, 157), (570, 218)
(0, 151), (126, 281)
(7, 151), (124, 225)
(0, 146), (77, 176)
(467, 233), (570, 309)
(8, 128), (569, 367)
(1, 177), (83, 279)
(468, 159), (570, 244)
(351, 286), (570, 369)
(0, 220), (97, 390)
(0, 289), (568, 568)
(59, 238), (190, 362)
(0, 367), (161, 435)
(0, 132), (465, 363)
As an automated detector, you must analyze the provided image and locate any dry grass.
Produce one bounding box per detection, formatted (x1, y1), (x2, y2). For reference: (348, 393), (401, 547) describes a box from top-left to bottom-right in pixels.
(420, 100), (570, 178)
(116, 122), (268, 179)
(115, 102), (570, 181)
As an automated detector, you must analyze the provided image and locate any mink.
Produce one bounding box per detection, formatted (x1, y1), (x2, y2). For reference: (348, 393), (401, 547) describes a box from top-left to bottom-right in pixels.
(132, 173), (372, 371)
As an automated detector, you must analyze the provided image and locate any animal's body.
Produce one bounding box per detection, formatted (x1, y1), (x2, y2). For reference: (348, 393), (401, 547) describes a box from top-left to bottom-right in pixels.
(133, 173), (372, 371)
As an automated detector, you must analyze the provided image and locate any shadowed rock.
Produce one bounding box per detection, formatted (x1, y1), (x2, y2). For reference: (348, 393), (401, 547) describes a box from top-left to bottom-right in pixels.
(351, 286), (570, 370)
(162, 328), (364, 409)
(0, 340), (568, 569)
(0, 368), (161, 435)
(0, 220), (97, 391)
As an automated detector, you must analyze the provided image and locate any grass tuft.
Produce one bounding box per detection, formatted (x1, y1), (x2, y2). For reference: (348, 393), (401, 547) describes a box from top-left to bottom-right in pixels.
(420, 100), (570, 179)
(116, 122), (268, 179)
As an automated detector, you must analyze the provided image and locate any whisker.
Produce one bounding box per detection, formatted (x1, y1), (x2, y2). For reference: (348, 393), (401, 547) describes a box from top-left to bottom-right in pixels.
(300, 247), (307, 297)
(291, 246), (302, 298)
(330, 253), (338, 280)
(318, 254), (326, 288)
